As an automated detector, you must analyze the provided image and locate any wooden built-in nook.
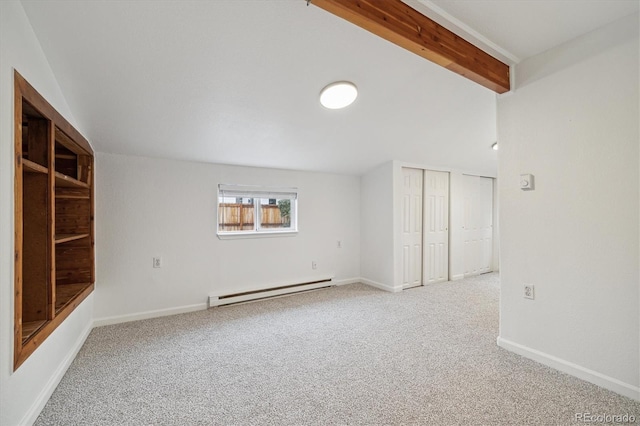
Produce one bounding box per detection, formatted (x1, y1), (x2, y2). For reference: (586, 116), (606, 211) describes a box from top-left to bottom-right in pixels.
(14, 71), (95, 369)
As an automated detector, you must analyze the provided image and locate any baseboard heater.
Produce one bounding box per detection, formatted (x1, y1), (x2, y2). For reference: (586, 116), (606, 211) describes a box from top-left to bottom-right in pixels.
(208, 278), (334, 307)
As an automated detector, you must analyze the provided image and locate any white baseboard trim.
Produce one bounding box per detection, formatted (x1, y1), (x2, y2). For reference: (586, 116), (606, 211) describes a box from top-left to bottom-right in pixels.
(360, 278), (402, 293)
(451, 274), (464, 281)
(93, 303), (208, 327)
(20, 320), (93, 426)
(497, 336), (640, 401)
(333, 277), (361, 286)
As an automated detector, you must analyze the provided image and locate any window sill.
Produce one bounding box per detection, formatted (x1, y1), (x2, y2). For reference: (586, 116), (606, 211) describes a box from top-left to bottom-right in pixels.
(217, 230), (298, 240)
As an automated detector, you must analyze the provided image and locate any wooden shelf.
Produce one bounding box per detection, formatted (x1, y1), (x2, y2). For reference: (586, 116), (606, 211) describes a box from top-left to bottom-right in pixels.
(22, 320), (47, 343)
(56, 186), (90, 200)
(55, 193), (90, 200)
(55, 283), (91, 313)
(55, 154), (76, 160)
(22, 158), (48, 174)
(15, 71), (95, 370)
(55, 172), (89, 189)
(55, 233), (90, 244)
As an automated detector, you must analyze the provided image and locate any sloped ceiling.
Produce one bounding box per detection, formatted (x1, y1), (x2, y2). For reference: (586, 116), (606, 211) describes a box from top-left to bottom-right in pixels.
(19, 0), (638, 176)
(416, 0), (639, 63)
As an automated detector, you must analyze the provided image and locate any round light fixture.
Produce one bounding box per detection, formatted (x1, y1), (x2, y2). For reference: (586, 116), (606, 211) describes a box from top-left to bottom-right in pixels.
(491, 142), (498, 150)
(320, 81), (358, 109)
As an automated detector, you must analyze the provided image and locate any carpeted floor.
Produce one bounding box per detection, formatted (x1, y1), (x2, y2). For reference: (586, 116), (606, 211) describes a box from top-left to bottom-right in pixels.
(35, 273), (640, 425)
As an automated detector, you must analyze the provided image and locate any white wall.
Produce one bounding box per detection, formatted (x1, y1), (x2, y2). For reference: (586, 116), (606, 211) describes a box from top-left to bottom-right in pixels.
(360, 161), (396, 290)
(94, 153), (361, 322)
(0, 2), (95, 425)
(497, 13), (639, 399)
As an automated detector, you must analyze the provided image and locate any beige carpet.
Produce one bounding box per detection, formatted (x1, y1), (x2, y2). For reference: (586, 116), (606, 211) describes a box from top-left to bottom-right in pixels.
(35, 273), (640, 425)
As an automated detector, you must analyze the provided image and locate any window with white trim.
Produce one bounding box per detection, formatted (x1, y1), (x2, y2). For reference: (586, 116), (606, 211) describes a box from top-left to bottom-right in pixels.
(217, 184), (298, 236)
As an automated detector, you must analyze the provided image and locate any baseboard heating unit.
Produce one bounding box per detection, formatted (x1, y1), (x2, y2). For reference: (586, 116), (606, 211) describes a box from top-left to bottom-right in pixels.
(208, 278), (334, 307)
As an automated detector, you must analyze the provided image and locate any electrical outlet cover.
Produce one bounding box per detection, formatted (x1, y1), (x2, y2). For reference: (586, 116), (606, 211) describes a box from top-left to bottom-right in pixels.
(524, 285), (534, 299)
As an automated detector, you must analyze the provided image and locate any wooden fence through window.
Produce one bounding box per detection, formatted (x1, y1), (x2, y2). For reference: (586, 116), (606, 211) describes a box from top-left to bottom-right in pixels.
(218, 203), (290, 231)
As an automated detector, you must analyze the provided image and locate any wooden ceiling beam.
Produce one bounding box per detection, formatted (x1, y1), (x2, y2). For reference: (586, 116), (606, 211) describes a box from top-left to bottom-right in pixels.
(309, 0), (510, 93)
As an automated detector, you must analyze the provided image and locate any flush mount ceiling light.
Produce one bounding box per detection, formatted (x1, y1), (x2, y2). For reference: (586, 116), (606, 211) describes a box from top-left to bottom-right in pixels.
(491, 142), (499, 150)
(320, 81), (358, 109)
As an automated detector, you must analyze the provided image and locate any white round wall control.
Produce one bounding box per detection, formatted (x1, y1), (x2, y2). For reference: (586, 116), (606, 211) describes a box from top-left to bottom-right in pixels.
(520, 174), (534, 190)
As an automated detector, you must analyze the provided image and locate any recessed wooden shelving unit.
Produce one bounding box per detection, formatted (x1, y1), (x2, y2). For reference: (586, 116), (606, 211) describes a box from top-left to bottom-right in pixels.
(14, 71), (95, 369)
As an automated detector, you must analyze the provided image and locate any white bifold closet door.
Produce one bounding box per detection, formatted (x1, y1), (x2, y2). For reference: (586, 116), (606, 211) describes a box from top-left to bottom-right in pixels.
(424, 170), (449, 284)
(401, 167), (423, 289)
(463, 175), (493, 277)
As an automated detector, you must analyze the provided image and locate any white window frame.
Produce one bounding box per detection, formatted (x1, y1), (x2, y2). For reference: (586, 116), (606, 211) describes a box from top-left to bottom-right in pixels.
(217, 184), (298, 239)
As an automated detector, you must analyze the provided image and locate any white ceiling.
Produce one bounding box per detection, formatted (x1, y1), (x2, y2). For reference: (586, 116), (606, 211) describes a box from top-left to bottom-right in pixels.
(412, 0), (639, 63)
(19, 0), (638, 176)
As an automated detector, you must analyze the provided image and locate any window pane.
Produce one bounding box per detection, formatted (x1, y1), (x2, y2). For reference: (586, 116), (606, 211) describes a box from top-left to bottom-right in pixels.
(218, 196), (255, 232)
(217, 185), (297, 236)
(259, 198), (293, 230)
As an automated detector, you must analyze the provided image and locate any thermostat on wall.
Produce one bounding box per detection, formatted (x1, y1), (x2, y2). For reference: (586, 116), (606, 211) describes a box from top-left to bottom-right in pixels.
(520, 174), (534, 190)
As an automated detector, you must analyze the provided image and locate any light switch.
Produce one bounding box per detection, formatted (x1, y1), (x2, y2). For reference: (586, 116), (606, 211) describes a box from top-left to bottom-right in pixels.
(520, 174), (534, 190)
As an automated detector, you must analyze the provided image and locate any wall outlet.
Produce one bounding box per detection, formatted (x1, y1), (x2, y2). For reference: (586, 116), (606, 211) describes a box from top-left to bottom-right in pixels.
(312, 261), (317, 270)
(337, 240), (342, 248)
(524, 284), (534, 300)
(153, 257), (162, 268)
